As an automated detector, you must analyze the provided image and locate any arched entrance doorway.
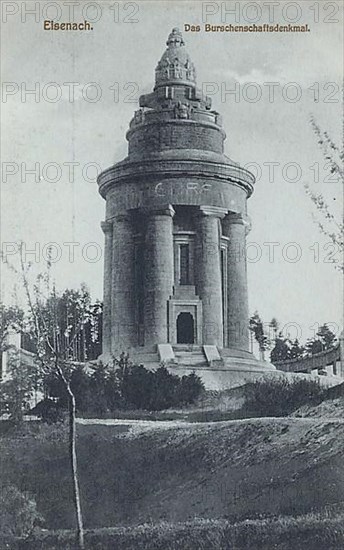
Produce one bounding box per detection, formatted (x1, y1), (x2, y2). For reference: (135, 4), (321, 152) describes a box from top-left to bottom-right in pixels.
(177, 312), (194, 344)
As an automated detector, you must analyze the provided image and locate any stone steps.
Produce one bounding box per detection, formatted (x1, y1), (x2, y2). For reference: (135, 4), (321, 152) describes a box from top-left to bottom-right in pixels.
(173, 345), (203, 353)
(174, 349), (207, 366)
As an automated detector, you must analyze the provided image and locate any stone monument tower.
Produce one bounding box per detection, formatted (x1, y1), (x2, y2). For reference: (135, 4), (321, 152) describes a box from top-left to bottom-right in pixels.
(98, 28), (274, 387)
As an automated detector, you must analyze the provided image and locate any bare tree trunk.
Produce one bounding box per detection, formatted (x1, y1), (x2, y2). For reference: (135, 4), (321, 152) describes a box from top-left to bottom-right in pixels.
(55, 359), (85, 549)
(14, 249), (86, 547)
(68, 387), (85, 549)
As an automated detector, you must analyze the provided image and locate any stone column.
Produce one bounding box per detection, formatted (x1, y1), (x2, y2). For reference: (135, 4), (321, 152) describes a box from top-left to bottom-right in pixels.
(101, 220), (113, 356)
(224, 213), (251, 351)
(144, 205), (175, 347)
(111, 214), (136, 354)
(197, 206), (227, 347)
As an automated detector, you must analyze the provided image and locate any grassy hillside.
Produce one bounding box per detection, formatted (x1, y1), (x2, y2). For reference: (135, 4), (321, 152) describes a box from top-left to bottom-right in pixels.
(4, 510), (344, 550)
(292, 397), (344, 418)
(1, 413), (343, 532)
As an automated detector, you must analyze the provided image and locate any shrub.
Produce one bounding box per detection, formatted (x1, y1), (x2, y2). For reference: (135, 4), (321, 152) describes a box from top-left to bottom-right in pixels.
(30, 398), (65, 424)
(147, 366), (181, 410)
(121, 366), (205, 411)
(323, 381), (344, 400)
(243, 377), (324, 417)
(120, 364), (156, 409)
(43, 361), (205, 415)
(179, 372), (206, 405)
(0, 485), (43, 539)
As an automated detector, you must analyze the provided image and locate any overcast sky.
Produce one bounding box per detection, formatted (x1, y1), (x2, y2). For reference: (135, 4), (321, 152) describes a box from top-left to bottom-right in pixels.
(1, 0), (343, 343)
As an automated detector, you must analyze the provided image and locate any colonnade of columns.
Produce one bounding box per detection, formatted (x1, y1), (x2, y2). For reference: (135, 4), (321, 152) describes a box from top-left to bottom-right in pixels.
(101, 205), (250, 355)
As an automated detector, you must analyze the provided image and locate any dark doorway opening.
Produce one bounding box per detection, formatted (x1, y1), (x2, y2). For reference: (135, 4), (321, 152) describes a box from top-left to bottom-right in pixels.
(177, 312), (194, 344)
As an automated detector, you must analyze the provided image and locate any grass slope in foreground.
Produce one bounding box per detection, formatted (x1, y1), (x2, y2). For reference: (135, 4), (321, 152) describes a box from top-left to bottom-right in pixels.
(1, 413), (343, 528)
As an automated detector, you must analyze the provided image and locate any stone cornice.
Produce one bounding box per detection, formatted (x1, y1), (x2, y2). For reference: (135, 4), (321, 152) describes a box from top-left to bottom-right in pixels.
(142, 204), (175, 217)
(98, 157), (255, 199)
(226, 213), (252, 234)
(100, 220), (113, 234)
(199, 206), (228, 218)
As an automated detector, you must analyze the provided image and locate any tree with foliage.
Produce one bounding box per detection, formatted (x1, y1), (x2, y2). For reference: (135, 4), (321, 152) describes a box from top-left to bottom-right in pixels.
(304, 116), (343, 271)
(305, 323), (337, 355)
(269, 317), (279, 343)
(270, 333), (291, 362)
(270, 334), (305, 363)
(289, 338), (305, 360)
(316, 324), (337, 349)
(305, 338), (323, 355)
(18, 292), (103, 362)
(249, 311), (269, 360)
(32, 285), (97, 362)
(84, 301), (102, 360)
(2, 244), (87, 549)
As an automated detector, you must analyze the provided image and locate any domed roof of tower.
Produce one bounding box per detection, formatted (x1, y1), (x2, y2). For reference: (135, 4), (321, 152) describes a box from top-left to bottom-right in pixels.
(155, 28), (196, 88)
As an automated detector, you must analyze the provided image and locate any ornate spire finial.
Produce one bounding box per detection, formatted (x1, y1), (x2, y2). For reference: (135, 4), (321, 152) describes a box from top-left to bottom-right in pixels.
(166, 27), (185, 47)
(154, 28), (196, 88)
